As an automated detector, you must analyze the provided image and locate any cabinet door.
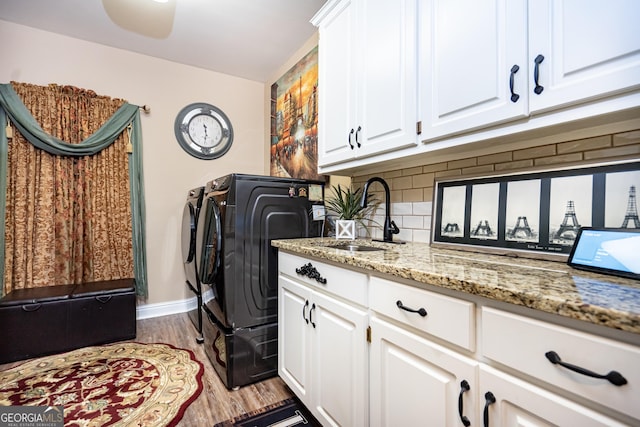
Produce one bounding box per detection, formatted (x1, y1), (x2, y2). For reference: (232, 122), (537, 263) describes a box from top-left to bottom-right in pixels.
(316, 0), (358, 167)
(479, 365), (628, 427)
(482, 307), (640, 421)
(311, 291), (369, 427)
(357, 0), (418, 158)
(420, 0), (528, 141)
(278, 275), (312, 402)
(529, 0), (640, 113)
(369, 316), (478, 427)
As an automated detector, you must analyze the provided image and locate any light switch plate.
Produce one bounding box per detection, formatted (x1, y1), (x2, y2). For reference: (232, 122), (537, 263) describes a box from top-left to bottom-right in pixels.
(312, 205), (326, 221)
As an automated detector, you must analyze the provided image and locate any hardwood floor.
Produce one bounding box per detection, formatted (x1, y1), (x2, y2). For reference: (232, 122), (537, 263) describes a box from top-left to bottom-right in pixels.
(0, 312), (294, 426)
(135, 312), (294, 426)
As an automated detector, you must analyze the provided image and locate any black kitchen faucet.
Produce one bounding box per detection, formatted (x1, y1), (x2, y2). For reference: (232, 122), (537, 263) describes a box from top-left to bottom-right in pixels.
(361, 176), (401, 243)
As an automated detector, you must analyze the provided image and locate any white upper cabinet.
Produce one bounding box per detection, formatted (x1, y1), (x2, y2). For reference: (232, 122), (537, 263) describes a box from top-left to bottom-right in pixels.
(420, 0), (640, 142)
(313, 0), (356, 166)
(356, 0), (418, 158)
(420, 0), (529, 141)
(528, 0), (640, 113)
(312, 0), (419, 168)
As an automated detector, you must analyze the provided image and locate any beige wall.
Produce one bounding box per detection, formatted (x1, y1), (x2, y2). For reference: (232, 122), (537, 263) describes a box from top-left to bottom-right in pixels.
(1, 20), (267, 306)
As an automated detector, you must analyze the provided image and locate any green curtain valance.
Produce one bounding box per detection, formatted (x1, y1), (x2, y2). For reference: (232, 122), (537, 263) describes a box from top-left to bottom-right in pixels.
(0, 84), (138, 156)
(0, 83), (148, 298)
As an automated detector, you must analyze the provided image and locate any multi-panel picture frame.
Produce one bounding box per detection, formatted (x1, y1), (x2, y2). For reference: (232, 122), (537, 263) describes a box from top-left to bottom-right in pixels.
(431, 161), (640, 259)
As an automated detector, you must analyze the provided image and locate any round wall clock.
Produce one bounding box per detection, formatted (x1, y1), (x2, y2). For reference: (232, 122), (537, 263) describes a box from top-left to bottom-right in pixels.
(174, 102), (234, 160)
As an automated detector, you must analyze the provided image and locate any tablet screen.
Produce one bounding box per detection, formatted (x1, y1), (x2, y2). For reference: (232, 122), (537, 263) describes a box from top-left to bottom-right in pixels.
(567, 228), (640, 279)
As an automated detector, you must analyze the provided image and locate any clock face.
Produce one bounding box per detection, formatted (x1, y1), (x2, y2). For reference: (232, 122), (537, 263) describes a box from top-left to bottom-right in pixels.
(188, 114), (222, 148)
(174, 103), (233, 159)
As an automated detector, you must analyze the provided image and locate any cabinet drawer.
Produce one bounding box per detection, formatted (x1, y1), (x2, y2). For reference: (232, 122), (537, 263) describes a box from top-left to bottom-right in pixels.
(278, 252), (367, 306)
(482, 307), (640, 421)
(369, 276), (475, 351)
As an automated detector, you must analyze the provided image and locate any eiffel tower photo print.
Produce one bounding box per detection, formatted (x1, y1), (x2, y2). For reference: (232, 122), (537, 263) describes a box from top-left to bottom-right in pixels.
(605, 170), (640, 229)
(622, 185), (640, 228)
(470, 183), (499, 241)
(440, 185), (465, 238)
(549, 175), (592, 246)
(506, 179), (540, 243)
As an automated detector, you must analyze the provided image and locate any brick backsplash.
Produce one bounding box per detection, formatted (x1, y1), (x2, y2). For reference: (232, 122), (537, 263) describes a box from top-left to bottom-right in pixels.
(352, 129), (640, 243)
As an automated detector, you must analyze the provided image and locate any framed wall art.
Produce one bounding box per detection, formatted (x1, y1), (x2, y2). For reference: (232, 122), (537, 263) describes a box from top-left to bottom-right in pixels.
(269, 46), (325, 181)
(431, 161), (640, 259)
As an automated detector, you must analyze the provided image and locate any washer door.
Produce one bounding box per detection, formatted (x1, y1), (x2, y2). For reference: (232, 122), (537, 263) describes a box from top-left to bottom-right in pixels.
(181, 202), (197, 264)
(196, 196), (222, 285)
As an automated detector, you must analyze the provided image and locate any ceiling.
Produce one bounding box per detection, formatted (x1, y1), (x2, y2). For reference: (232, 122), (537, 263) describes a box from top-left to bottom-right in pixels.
(0, 0), (327, 82)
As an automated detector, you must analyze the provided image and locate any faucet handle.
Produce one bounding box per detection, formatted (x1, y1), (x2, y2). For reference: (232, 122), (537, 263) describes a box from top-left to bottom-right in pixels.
(389, 220), (400, 235)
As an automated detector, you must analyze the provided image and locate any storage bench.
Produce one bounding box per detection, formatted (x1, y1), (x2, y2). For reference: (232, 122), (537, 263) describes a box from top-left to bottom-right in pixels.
(0, 279), (136, 364)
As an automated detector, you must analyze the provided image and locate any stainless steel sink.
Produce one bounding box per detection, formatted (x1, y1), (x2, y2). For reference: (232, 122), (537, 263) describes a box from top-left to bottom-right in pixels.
(329, 243), (385, 252)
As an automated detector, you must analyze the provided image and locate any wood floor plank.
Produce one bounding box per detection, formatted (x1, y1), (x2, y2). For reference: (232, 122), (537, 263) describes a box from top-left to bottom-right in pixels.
(135, 312), (294, 426)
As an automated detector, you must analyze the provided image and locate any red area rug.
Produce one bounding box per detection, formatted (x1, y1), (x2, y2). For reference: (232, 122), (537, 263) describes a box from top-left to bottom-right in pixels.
(0, 342), (204, 427)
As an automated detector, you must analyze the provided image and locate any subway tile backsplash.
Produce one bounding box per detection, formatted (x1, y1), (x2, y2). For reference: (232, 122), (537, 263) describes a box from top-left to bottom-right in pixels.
(352, 129), (640, 243)
(358, 201), (433, 243)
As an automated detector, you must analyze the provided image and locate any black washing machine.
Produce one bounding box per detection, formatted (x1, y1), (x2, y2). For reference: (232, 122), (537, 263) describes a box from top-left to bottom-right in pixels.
(196, 174), (324, 389)
(181, 186), (205, 343)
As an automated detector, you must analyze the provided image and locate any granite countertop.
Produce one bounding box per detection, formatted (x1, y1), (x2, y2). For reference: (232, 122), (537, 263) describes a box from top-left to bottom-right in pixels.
(272, 237), (640, 336)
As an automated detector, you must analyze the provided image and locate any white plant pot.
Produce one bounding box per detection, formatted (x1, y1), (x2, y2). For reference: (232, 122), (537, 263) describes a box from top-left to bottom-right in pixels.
(335, 219), (356, 240)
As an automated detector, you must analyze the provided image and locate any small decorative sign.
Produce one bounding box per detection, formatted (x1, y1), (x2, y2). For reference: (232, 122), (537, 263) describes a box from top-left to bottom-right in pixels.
(335, 220), (356, 240)
(308, 184), (324, 202)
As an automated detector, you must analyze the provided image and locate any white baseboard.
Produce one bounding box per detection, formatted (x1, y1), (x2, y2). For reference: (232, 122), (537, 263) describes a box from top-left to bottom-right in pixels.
(136, 288), (214, 320)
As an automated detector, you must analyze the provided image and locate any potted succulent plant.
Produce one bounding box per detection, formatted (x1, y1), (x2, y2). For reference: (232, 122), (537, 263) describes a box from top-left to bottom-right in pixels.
(324, 184), (380, 239)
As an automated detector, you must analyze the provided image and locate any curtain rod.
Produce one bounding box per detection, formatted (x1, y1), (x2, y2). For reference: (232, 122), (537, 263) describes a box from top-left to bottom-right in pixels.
(138, 105), (150, 114)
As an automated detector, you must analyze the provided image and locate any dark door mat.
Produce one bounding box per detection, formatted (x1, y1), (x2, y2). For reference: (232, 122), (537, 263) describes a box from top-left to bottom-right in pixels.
(214, 397), (322, 427)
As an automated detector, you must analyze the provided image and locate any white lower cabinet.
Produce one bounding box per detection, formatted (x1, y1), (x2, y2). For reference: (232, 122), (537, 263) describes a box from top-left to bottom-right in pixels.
(479, 364), (628, 427)
(278, 273), (368, 426)
(369, 315), (478, 427)
(481, 307), (640, 424)
(369, 317), (628, 427)
(278, 252), (638, 426)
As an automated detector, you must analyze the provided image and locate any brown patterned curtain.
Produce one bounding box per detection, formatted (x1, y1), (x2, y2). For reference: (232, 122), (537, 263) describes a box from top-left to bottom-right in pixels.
(3, 82), (134, 293)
